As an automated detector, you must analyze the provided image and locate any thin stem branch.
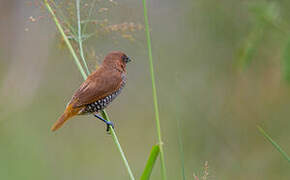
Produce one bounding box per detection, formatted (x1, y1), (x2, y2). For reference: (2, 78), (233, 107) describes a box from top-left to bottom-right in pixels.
(44, 1), (135, 179)
(44, 0), (87, 78)
(76, 0), (90, 75)
(142, 0), (167, 179)
(257, 126), (290, 163)
(50, 0), (78, 41)
(82, 0), (96, 35)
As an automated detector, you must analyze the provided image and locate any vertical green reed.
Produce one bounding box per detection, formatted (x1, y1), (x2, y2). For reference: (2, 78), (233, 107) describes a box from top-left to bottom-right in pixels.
(44, 1), (135, 179)
(142, 0), (167, 179)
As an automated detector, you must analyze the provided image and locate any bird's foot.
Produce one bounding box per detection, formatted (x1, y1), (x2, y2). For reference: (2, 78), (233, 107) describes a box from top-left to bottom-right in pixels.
(94, 114), (114, 133)
(105, 121), (114, 132)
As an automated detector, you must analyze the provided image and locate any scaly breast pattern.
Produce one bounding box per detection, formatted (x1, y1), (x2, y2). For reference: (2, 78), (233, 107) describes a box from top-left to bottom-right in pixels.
(80, 74), (126, 114)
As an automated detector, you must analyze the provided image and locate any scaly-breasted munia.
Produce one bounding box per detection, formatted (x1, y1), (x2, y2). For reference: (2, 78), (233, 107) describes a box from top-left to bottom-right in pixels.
(51, 51), (131, 131)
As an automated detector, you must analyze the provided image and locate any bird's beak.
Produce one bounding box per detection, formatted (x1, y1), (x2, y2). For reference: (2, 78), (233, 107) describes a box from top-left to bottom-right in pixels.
(127, 56), (132, 63)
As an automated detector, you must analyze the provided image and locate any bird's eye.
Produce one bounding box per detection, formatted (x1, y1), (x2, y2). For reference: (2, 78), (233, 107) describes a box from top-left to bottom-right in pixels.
(122, 55), (131, 63)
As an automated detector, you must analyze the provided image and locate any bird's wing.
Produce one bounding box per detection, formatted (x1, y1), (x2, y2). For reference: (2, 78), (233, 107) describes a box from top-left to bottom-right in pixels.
(70, 67), (123, 108)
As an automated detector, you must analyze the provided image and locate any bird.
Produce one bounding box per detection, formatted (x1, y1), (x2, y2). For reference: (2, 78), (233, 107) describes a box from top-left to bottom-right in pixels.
(51, 51), (131, 132)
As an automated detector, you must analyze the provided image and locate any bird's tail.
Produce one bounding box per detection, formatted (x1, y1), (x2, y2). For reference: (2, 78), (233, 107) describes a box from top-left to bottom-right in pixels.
(51, 105), (80, 131)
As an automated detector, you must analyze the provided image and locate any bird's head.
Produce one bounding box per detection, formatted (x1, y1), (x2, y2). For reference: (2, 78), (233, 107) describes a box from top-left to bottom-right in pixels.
(102, 51), (132, 72)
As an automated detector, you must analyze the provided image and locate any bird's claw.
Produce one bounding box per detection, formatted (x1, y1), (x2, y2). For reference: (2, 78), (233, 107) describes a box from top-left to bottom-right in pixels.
(94, 114), (115, 133)
(105, 121), (114, 132)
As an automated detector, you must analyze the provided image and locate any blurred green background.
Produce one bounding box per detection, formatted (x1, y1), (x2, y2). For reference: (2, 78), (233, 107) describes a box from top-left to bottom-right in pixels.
(0, 0), (290, 179)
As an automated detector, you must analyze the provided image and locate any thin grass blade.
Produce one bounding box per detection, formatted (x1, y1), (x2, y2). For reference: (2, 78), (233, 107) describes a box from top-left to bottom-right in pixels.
(257, 126), (290, 163)
(140, 145), (160, 180)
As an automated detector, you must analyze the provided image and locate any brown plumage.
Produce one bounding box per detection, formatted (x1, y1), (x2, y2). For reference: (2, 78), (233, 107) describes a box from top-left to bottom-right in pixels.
(51, 51), (131, 131)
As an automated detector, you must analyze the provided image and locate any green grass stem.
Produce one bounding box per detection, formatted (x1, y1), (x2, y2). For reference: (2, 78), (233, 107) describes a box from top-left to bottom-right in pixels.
(44, 1), (135, 179)
(141, 0), (167, 179)
(257, 126), (290, 163)
(82, 0), (96, 35)
(100, 111), (135, 180)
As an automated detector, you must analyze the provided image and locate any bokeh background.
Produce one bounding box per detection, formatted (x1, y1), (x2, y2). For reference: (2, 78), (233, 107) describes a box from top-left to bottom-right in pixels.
(1, 0), (290, 179)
